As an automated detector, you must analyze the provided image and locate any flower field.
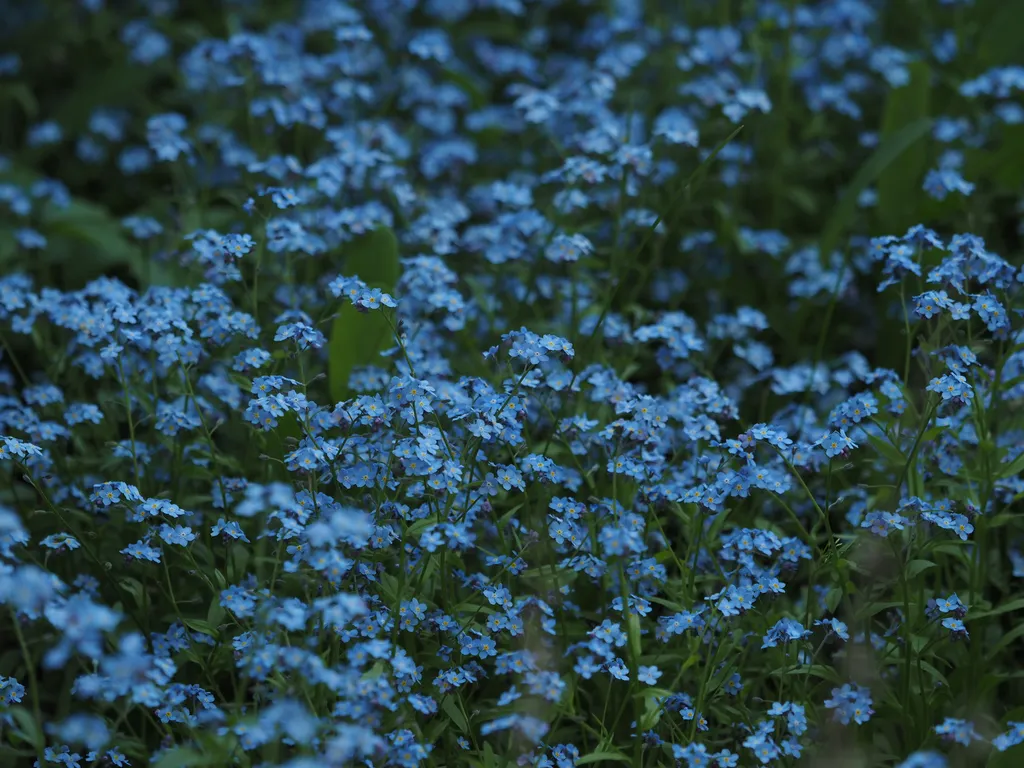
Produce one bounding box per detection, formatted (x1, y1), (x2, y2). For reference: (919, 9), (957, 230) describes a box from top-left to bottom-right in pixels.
(1, 0), (1024, 766)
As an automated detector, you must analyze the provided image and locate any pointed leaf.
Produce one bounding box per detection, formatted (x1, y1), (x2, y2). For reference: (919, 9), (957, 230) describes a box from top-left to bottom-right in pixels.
(905, 559), (936, 579)
(328, 227), (401, 403)
(970, 598), (1024, 621)
(819, 117), (932, 259)
(877, 61), (931, 232)
(153, 748), (212, 768)
(997, 449), (1024, 481)
(344, 226), (400, 291)
(864, 432), (905, 469)
(181, 617), (219, 639)
(441, 695), (470, 734)
(576, 752), (632, 766)
(328, 304), (394, 404)
(6, 707), (43, 750)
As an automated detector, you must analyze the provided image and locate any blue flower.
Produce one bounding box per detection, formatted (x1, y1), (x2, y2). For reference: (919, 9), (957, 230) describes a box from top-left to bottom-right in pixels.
(824, 683), (874, 725)
(935, 717), (982, 746)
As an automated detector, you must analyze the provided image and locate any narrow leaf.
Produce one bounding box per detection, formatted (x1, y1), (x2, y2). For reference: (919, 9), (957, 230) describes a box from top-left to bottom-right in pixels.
(970, 598), (1024, 621)
(864, 432), (905, 468)
(327, 305), (394, 404)
(181, 617), (219, 639)
(576, 752), (632, 766)
(6, 707), (43, 749)
(441, 695), (469, 734)
(819, 117), (932, 259)
(327, 226), (401, 403)
(997, 449), (1024, 481)
(905, 559), (936, 579)
(877, 61), (931, 232)
(153, 748), (211, 768)
(344, 226), (400, 290)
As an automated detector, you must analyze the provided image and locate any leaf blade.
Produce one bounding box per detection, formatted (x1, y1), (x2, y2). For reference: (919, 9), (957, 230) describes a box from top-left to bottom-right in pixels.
(327, 227), (401, 403)
(877, 61), (931, 233)
(820, 117), (932, 258)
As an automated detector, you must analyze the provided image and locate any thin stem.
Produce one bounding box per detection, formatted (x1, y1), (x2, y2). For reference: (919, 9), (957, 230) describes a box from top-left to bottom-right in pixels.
(9, 609), (46, 765)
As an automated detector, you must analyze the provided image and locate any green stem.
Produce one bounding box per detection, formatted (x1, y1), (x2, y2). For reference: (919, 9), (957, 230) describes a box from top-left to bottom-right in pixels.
(9, 609), (46, 765)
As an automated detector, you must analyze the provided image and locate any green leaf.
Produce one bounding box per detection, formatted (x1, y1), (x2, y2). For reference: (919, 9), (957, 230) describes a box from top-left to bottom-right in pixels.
(359, 661), (387, 683)
(118, 577), (146, 610)
(49, 201), (182, 286)
(0, 745), (37, 763)
(772, 664), (840, 684)
(444, 67), (488, 110)
(638, 687), (675, 730)
(266, 412), (305, 460)
(229, 545), (250, 582)
(627, 611), (642, 661)
(405, 515), (442, 540)
(53, 62), (156, 131)
(6, 706), (43, 750)
(864, 432), (905, 469)
(819, 117), (932, 258)
(0, 649), (23, 676)
(417, 554), (438, 590)
(970, 597), (1024, 621)
(917, 660), (949, 688)
(856, 600), (905, 620)
(206, 598), (225, 629)
(497, 502), (525, 529)
(905, 559), (936, 579)
(645, 595), (684, 612)
(0, 163), (179, 286)
(986, 623), (1024, 660)
(988, 744), (1024, 768)
(975, 0), (1024, 73)
(0, 82), (38, 120)
(181, 617), (219, 639)
(424, 717), (450, 744)
(876, 61), (931, 233)
(482, 742), (500, 768)
(378, 572), (400, 603)
(153, 748), (215, 768)
(344, 226), (401, 290)
(996, 449), (1024, 481)
(212, 568), (228, 591)
(327, 227), (401, 403)
(576, 752), (632, 766)
(327, 301), (393, 402)
(825, 587), (843, 613)
(966, 124), (1024, 191)
(441, 695), (469, 734)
